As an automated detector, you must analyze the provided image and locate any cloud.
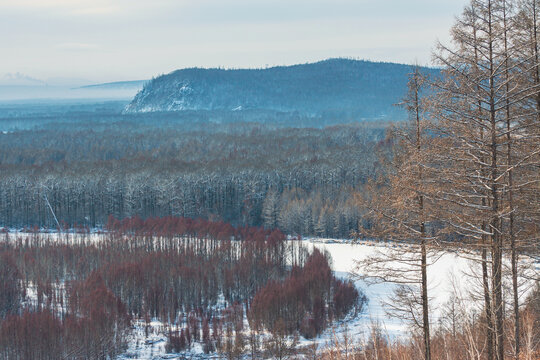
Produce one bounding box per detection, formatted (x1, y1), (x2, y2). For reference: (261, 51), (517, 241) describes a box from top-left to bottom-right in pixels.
(0, 0), (120, 16)
(55, 43), (99, 51)
(0, 0), (470, 82)
(69, 6), (118, 16)
(0, 0), (77, 9)
(1, 0), (98, 8)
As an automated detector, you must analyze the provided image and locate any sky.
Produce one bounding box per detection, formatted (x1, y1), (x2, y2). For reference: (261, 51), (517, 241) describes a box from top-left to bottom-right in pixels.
(0, 0), (470, 85)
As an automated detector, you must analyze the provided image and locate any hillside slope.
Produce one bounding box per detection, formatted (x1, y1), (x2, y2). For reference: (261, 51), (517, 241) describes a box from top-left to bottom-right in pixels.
(125, 59), (438, 120)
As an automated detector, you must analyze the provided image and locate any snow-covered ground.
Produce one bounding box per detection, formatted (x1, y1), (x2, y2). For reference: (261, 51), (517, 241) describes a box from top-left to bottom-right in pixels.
(4, 232), (536, 358)
(116, 238), (537, 359)
(305, 238), (538, 344)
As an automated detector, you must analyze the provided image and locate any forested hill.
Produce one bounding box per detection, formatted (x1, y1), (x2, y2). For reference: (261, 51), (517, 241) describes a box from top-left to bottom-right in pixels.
(125, 58), (438, 119)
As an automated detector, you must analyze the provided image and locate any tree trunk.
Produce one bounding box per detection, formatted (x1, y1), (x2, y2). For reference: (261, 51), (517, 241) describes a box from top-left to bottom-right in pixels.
(421, 231), (431, 360)
(483, 239), (495, 360)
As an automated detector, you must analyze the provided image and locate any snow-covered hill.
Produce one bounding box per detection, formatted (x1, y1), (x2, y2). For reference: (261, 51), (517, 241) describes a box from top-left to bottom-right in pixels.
(124, 59), (439, 119)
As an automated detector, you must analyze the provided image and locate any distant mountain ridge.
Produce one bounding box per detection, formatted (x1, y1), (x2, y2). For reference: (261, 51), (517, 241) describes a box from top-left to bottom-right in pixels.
(78, 80), (147, 90)
(125, 58), (438, 119)
(0, 78), (146, 101)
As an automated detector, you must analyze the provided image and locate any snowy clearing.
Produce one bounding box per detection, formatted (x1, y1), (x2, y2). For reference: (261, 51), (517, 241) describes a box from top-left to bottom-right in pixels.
(306, 238), (538, 342)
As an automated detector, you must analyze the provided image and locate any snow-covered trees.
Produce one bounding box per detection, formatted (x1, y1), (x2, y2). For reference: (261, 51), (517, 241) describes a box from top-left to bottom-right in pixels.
(0, 121), (380, 239)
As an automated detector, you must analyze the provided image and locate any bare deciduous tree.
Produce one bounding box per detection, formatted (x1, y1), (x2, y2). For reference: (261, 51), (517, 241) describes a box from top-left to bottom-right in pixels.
(355, 66), (436, 360)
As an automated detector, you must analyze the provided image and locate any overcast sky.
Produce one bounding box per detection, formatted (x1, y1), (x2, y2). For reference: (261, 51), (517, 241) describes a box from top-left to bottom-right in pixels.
(0, 0), (469, 84)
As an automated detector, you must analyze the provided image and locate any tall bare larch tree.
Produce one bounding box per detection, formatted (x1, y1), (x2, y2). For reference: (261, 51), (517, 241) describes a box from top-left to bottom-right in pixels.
(431, 0), (540, 358)
(356, 66), (436, 360)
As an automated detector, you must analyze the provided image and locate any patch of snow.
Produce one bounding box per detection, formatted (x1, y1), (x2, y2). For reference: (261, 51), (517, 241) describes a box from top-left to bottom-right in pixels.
(303, 238), (537, 342)
(118, 319), (168, 360)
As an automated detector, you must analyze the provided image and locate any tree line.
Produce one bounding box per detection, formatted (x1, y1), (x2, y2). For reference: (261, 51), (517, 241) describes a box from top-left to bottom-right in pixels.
(0, 120), (384, 238)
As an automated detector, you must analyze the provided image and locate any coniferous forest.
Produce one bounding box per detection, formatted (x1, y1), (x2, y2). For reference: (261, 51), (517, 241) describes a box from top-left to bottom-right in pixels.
(0, 103), (386, 237)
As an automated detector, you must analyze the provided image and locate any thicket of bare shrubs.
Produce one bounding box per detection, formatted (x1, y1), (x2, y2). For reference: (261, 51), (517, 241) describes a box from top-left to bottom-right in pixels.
(0, 216), (363, 359)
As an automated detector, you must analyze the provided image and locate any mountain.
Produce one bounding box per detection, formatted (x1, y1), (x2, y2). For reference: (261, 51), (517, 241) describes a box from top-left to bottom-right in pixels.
(0, 74), (95, 87)
(78, 80), (147, 90)
(0, 80), (147, 102)
(124, 58), (438, 119)
(0, 73), (47, 87)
